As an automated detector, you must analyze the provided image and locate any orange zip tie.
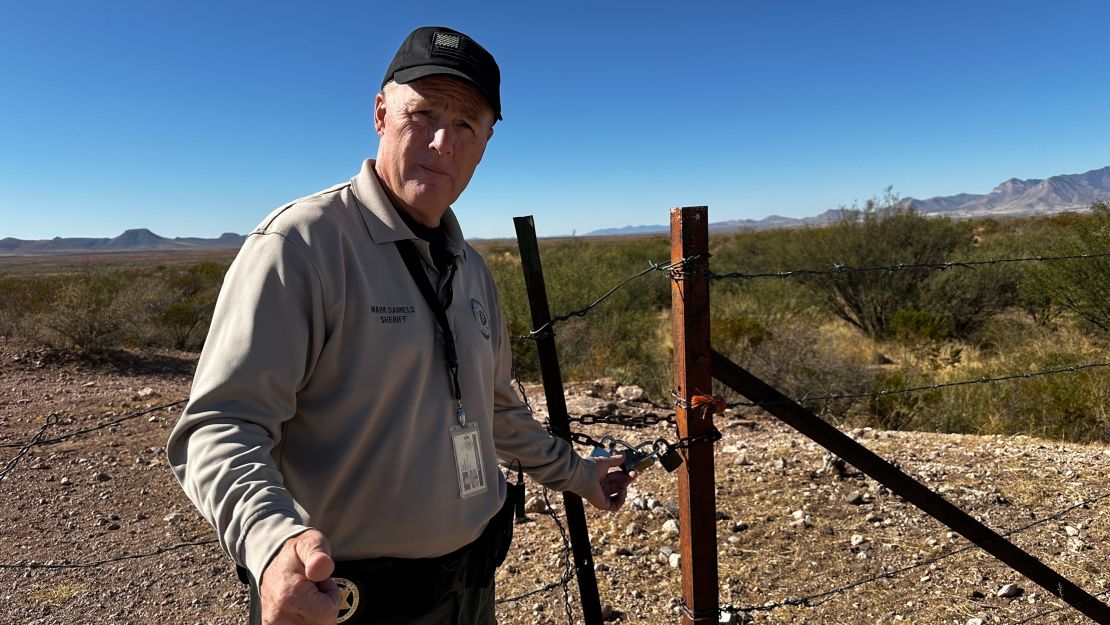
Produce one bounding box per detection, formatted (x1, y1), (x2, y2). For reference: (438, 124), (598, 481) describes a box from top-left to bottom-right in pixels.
(689, 394), (727, 414)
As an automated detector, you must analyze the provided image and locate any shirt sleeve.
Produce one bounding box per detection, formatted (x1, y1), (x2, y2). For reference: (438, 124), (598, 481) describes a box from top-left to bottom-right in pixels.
(166, 231), (326, 584)
(485, 279), (598, 499)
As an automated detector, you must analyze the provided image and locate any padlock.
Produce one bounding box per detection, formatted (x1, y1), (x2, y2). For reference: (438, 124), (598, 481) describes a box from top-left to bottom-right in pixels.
(590, 445), (613, 459)
(655, 440), (683, 472)
(590, 435), (618, 459)
(622, 447), (657, 473)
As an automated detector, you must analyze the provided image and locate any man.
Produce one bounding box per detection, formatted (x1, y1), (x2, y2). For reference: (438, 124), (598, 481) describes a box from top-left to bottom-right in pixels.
(167, 26), (634, 625)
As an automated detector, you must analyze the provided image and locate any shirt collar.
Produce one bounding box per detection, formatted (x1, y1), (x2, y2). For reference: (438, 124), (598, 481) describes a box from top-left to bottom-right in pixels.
(350, 158), (467, 261)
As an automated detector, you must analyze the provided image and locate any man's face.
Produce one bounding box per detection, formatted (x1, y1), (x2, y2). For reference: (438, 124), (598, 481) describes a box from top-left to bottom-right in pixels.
(373, 76), (495, 226)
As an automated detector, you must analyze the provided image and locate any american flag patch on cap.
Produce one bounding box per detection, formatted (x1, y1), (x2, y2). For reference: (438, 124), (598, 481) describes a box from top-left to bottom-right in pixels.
(433, 32), (462, 50)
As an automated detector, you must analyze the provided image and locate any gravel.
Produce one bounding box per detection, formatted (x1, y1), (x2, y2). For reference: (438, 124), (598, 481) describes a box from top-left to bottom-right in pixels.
(2, 345), (1109, 624)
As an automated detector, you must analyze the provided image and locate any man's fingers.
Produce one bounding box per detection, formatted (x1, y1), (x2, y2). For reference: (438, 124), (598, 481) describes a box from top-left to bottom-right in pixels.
(294, 532), (336, 582)
(315, 576), (341, 602)
(595, 454), (625, 471)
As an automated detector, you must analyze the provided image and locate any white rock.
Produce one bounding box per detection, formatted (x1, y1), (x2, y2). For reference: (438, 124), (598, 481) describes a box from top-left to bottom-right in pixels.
(524, 496), (550, 514)
(997, 583), (1023, 598)
(163, 512), (184, 524)
(616, 385), (646, 402)
(1065, 525), (1080, 536)
(850, 534), (867, 548)
(662, 519), (680, 535)
(668, 552), (681, 568)
(967, 618), (985, 625)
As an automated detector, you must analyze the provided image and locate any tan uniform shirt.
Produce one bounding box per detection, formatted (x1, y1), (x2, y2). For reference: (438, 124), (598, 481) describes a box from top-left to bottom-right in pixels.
(167, 160), (597, 583)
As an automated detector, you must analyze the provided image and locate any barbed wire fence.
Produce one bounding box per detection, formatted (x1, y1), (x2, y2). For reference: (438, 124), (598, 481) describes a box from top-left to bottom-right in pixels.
(502, 243), (1110, 623)
(3, 246), (1110, 623)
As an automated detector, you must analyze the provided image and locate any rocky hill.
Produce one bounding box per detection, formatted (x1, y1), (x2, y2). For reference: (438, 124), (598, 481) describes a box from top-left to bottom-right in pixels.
(587, 165), (1110, 236)
(902, 166), (1110, 218)
(0, 229), (246, 256)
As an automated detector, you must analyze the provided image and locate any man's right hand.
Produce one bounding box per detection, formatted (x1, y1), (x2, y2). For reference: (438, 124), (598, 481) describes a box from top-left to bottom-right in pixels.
(260, 529), (341, 625)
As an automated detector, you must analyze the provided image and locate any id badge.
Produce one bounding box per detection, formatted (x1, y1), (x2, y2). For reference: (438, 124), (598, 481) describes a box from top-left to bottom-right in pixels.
(450, 422), (487, 498)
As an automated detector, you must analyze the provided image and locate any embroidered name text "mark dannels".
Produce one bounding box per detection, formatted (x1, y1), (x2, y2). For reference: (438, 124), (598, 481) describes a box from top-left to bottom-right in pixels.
(371, 305), (416, 324)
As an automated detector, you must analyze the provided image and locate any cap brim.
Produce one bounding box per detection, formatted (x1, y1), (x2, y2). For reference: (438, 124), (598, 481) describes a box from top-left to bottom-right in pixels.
(392, 66), (502, 121)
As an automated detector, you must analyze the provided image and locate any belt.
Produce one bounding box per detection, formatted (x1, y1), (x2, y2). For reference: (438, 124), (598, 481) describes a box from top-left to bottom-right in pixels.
(238, 480), (523, 624)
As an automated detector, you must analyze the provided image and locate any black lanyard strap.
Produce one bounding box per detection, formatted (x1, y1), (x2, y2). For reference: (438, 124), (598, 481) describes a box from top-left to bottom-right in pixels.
(396, 239), (463, 407)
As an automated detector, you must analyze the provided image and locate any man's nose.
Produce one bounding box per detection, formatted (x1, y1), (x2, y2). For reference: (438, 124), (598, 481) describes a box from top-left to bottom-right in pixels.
(429, 126), (454, 155)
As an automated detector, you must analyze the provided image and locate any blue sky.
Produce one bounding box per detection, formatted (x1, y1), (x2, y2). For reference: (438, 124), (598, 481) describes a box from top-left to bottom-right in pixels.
(2, 1), (1108, 239)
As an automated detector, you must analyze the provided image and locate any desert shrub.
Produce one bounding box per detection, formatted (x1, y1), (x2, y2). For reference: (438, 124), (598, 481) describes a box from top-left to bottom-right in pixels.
(712, 314), (771, 353)
(912, 350), (1110, 441)
(138, 262), (225, 350)
(885, 309), (948, 344)
(1021, 201), (1110, 334)
(37, 270), (136, 351)
(867, 369), (941, 431)
(783, 191), (975, 339)
(486, 236), (673, 397)
(920, 262), (1020, 340)
(1, 260), (228, 353)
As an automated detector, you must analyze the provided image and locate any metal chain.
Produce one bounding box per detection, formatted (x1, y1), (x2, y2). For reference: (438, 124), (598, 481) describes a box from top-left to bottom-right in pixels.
(567, 412), (676, 427)
(670, 425), (723, 450)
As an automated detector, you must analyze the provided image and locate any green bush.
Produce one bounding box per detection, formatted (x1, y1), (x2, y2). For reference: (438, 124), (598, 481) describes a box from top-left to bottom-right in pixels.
(142, 262), (225, 349)
(785, 191), (974, 339)
(39, 270), (134, 351)
(886, 309), (948, 344)
(1022, 201), (1110, 334)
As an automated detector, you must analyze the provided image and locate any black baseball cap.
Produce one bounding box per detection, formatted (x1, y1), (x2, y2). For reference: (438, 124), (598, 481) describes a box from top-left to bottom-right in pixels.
(382, 26), (502, 121)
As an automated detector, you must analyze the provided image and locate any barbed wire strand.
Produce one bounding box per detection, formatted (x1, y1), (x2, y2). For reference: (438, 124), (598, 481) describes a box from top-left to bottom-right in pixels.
(721, 479), (1110, 616)
(0, 398), (187, 450)
(495, 487), (579, 618)
(504, 250), (1110, 344)
(0, 539), (218, 570)
(697, 251), (1110, 282)
(725, 361), (1110, 409)
(1011, 589), (1110, 625)
(0, 414), (59, 482)
(516, 256), (698, 341)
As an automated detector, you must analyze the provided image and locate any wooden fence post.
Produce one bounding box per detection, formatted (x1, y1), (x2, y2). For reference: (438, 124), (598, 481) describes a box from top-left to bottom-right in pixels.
(514, 216), (604, 625)
(671, 206), (719, 624)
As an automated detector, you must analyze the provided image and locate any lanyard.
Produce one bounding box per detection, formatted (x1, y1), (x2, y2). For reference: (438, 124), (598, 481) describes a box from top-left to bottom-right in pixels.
(395, 239), (466, 426)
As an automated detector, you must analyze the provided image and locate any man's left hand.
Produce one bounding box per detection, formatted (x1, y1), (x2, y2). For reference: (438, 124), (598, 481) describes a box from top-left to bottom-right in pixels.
(585, 455), (636, 511)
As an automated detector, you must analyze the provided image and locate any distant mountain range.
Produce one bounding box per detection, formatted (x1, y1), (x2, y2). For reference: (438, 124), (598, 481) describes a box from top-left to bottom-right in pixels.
(4, 166), (1109, 255)
(586, 165), (1110, 236)
(0, 229), (246, 256)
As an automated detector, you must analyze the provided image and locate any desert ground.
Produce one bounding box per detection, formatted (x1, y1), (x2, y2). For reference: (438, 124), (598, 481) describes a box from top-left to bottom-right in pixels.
(2, 340), (1109, 625)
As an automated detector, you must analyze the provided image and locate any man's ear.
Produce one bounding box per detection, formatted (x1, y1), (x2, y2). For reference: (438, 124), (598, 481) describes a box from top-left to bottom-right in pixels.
(486, 125), (494, 142)
(373, 92), (387, 137)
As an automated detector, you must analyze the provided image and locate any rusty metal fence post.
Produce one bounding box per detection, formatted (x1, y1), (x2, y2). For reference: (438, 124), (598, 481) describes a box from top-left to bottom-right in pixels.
(514, 215), (604, 625)
(670, 206), (719, 624)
